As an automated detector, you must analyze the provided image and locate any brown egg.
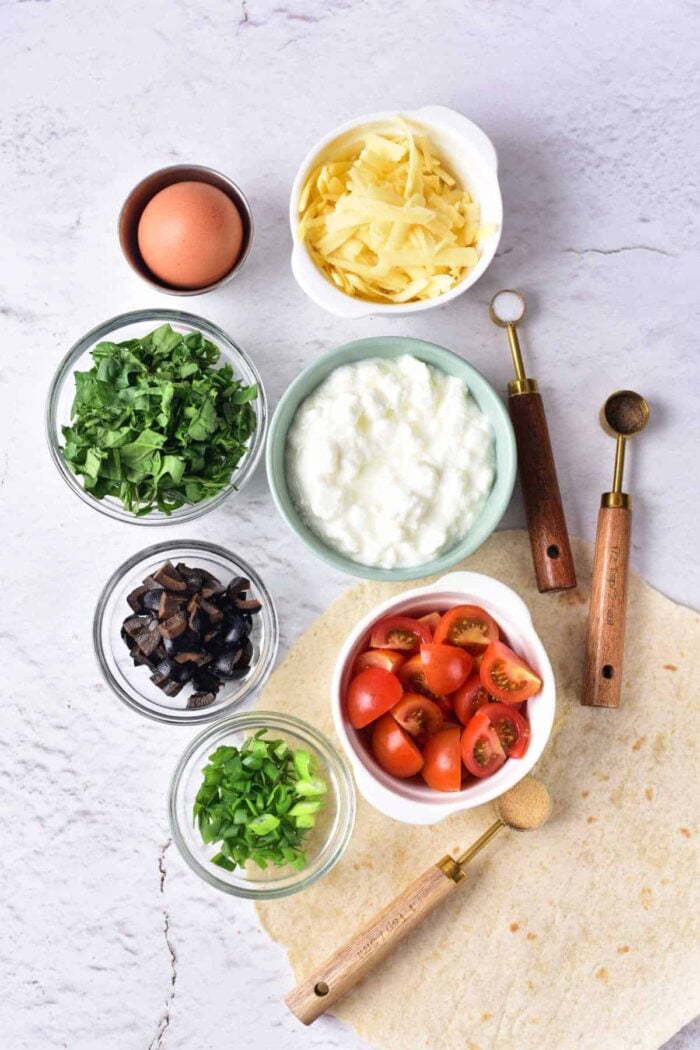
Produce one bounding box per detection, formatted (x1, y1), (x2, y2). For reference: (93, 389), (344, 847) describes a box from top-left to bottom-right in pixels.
(137, 181), (244, 290)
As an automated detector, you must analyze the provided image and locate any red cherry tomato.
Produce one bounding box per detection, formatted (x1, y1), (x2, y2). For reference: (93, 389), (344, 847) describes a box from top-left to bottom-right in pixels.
(352, 648), (406, 676)
(420, 644), (473, 695)
(372, 713), (424, 778)
(422, 727), (462, 791)
(391, 693), (444, 741)
(346, 667), (403, 729)
(370, 616), (433, 652)
(452, 673), (496, 725)
(479, 641), (542, 704)
(418, 611), (442, 633)
(434, 605), (499, 655)
(460, 710), (506, 778)
(397, 654), (452, 717)
(478, 703), (531, 759)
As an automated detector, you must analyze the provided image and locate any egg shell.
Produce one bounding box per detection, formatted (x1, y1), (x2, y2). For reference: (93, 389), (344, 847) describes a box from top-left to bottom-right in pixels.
(137, 181), (243, 290)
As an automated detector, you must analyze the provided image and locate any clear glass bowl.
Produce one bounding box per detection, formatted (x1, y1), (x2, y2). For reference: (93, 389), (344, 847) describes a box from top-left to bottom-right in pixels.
(169, 712), (356, 898)
(46, 309), (267, 525)
(94, 540), (278, 724)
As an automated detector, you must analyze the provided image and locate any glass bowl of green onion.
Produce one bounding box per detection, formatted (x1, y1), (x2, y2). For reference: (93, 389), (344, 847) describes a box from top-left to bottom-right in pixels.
(46, 309), (266, 524)
(169, 712), (356, 898)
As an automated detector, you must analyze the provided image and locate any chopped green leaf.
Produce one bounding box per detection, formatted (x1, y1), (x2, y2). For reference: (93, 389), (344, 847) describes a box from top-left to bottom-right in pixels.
(61, 324), (257, 515)
(192, 730), (328, 873)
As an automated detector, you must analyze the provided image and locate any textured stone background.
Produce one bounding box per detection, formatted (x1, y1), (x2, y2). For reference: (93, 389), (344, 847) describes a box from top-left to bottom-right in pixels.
(1, 1), (698, 1048)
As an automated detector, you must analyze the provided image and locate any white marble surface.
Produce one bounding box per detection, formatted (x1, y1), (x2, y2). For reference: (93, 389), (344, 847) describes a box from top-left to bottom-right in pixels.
(1, 0), (698, 1047)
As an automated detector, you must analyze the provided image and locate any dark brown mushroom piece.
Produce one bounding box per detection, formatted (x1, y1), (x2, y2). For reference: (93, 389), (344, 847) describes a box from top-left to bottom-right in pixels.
(192, 668), (222, 694)
(200, 579), (225, 599)
(226, 576), (250, 602)
(235, 598), (262, 614)
(126, 585), (149, 612)
(131, 649), (153, 668)
(143, 588), (165, 613)
(122, 614), (151, 639)
(174, 650), (212, 667)
(222, 614), (248, 647)
(155, 657), (193, 684)
(186, 691), (216, 710)
(150, 671), (183, 697)
(188, 606), (205, 636)
(133, 622), (162, 658)
(159, 611), (188, 641)
(175, 563), (206, 594)
(202, 623), (223, 650)
(159, 591), (187, 620)
(199, 597), (224, 624)
(213, 648), (245, 679)
(152, 560), (188, 593)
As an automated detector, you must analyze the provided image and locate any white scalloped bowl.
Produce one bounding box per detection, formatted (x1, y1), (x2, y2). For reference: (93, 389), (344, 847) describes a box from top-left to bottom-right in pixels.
(331, 572), (555, 825)
(289, 106), (503, 318)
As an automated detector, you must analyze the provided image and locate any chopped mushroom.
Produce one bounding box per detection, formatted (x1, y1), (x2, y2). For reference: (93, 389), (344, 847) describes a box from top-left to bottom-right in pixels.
(121, 559), (261, 707)
(186, 691), (216, 710)
(152, 560), (187, 592)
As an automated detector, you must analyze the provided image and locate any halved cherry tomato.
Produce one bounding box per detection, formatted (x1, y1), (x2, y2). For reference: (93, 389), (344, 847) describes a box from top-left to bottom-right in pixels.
(397, 654), (452, 717)
(479, 641), (542, 704)
(460, 710), (506, 778)
(434, 605), (499, 655)
(346, 667), (403, 729)
(372, 713), (424, 778)
(422, 727), (462, 791)
(420, 644), (473, 695)
(370, 616), (433, 652)
(391, 693), (444, 740)
(418, 611), (442, 633)
(452, 673), (496, 725)
(352, 648), (406, 676)
(478, 703), (531, 759)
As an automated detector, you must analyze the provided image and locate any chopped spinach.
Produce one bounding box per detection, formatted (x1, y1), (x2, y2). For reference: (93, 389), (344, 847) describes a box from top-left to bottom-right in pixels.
(61, 324), (257, 515)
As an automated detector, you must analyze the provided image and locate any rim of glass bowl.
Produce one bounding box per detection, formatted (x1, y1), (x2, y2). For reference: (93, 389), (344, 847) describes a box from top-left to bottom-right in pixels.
(169, 711), (356, 899)
(45, 308), (267, 525)
(93, 540), (279, 725)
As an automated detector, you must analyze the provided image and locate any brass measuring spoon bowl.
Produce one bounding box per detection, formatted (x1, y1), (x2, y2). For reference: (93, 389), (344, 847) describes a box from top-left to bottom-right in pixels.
(495, 775), (552, 831)
(489, 288), (527, 327)
(602, 390), (650, 438)
(600, 390), (649, 499)
(446, 776), (552, 873)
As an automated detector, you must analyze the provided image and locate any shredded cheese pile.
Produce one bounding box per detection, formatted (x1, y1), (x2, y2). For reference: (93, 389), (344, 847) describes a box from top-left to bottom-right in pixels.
(297, 122), (490, 304)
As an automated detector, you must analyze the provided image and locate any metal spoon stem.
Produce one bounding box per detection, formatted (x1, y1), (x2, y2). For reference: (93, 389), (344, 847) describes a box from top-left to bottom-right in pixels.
(506, 324), (527, 383)
(456, 818), (506, 867)
(612, 434), (626, 493)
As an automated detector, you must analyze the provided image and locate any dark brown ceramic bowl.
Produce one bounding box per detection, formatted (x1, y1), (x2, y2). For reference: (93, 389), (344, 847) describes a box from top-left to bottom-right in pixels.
(118, 164), (254, 296)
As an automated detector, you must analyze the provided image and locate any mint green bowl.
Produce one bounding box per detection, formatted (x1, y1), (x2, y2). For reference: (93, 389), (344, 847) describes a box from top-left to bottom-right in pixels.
(265, 337), (516, 582)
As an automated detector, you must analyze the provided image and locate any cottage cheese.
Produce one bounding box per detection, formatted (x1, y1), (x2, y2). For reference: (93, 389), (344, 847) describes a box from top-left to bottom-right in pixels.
(285, 356), (496, 569)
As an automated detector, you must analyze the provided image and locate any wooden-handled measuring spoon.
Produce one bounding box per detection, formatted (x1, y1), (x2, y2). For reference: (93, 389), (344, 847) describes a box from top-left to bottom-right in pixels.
(489, 290), (576, 593)
(285, 776), (552, 1026)
(582, 390), (649, 708)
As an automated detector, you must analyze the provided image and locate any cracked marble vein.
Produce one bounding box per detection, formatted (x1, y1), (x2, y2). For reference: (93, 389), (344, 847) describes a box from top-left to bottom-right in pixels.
(148, 912), (177, 1050)
(563, 245), (674, 257)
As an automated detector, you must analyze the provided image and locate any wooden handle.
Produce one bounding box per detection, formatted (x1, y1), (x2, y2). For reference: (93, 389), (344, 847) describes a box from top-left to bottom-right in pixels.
(508, 391), (577, 592)
(285, 862), (459, 1025)
(582, 505), (632, 707)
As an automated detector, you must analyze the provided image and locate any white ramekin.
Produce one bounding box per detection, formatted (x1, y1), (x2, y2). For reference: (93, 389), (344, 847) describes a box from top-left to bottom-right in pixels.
(289, 105), (503, 318)
(331, 572), (555, 825)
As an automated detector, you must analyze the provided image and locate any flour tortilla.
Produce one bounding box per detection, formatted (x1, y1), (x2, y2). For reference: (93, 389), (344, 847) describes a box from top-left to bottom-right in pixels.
(256, 531), (699, 1050)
